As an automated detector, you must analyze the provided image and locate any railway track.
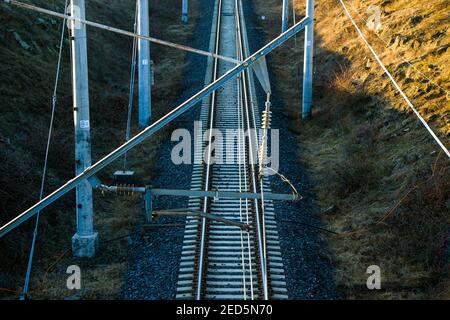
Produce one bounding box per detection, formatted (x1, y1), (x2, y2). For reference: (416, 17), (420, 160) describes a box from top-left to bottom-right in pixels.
(176, 0), (287, 300)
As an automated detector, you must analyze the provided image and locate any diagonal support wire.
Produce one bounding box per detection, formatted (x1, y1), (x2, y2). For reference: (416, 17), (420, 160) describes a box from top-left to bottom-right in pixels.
(339, 0), (450, 159)
(2, 0), (240, 64)
(20, 0), (69, 300)
(123, 1), (139, 170)
(0, 16), (310, 239)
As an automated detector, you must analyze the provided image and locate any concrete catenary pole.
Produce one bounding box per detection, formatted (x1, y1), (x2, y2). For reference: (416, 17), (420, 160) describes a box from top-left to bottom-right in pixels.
(281, 0), (289, 33)
(302, 0), (314, 119)
(138, 0), (152, 128)
(182, 0), (189, 24)
(70, 0), (98, 257)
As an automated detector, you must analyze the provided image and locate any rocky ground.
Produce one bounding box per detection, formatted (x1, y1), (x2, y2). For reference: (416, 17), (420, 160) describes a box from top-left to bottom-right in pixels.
(243, 0), (341, 300)
(0, 0), (197, 299)
(122, 0), (341, 300)
(252, 0), (449, 299)
(121, 0), (214, 299)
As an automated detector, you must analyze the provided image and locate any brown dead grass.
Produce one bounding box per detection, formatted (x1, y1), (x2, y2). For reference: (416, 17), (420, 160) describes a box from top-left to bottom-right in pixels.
(0, 0), (198, 299)
(252, 0), (449, 299)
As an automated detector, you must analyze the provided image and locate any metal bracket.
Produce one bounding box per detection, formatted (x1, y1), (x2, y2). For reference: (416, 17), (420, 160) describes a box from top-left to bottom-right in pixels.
(95, 184), (299, 227)
(144, 186), (152, 223)
(87, 175), (102, 189)
(152, 188), (299, 201)
(98, 184), (298, 200)
(0, 16), (310, 239)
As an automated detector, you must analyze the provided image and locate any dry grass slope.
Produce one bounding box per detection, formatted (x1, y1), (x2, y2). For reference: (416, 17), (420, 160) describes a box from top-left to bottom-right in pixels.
(252, 0), (449, 299)
(0, 0), (197, 299)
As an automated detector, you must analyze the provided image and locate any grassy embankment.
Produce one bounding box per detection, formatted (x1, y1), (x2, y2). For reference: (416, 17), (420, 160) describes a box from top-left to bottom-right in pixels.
(252, 0), (449, 299)
(0, 0), (197, 299)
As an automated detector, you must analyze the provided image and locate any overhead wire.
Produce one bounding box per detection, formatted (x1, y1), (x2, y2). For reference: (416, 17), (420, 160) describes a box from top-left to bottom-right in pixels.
(2, 0), (240, 65)
(123, 1), (139, 170)
(338, 0), (450, 159)
(235, 6), (246, 298)
(235, 0), (254, 299)
(236, 74), (247, 300)
(342, 0), (449, 96)
(238, 73), (255, 299)
(20, 0), (69, 300)
(10, 0), (442, 299)
(237, 0), (270, 298)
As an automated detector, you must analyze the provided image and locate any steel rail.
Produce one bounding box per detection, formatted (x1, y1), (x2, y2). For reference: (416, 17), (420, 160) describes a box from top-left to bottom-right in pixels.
(338, 0), (450, 159)
(238, 0), (272, 299)
(0, 16), (310, 239)
(235, 14), (255, 298)
(195, 0), (223, 300)
(235, 0), (268, 299)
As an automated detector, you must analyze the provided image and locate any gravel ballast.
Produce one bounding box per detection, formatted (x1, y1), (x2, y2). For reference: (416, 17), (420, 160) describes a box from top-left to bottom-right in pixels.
(122, 0), (341, 300)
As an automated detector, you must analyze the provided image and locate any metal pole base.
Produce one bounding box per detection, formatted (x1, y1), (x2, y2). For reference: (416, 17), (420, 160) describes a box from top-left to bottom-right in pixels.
(72, 232), (98, 257)
(302, 110), (312, 120)
(181, 14), (189, 24)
